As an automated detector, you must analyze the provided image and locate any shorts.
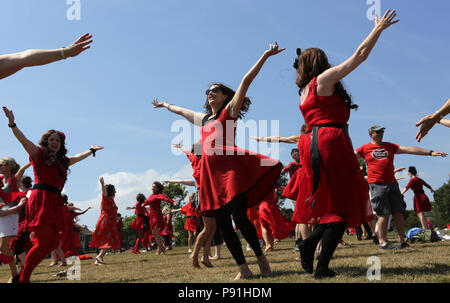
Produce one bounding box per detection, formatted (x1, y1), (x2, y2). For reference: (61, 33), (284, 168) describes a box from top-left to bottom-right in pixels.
(369, 183), (406, 216)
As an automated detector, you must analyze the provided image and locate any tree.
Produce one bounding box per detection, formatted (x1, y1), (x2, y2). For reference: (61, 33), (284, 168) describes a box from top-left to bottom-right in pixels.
(430, 180), (450, 228)
(162, 183), (189, 245)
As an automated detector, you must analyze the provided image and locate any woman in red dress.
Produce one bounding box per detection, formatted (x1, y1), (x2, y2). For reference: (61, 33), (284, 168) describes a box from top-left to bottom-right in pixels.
(173, 193), (201, 253)
(401, 166), (435, 230)
(61, 202), (92, 258)
(152, 42), (284, 279)
(258, 188), (292, 252)
(89, 177), (121, 265)
(3, 106), (103, 282)
(143, 182), (175, 255)
(127, 193), (150, 254)
(292, 10), (398, 279)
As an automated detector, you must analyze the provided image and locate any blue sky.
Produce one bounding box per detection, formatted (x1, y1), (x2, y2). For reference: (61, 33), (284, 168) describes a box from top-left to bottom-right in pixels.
(1, 0), (449, 230)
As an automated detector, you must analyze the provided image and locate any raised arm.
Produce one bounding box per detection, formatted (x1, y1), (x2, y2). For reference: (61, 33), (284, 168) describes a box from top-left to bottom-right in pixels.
(99, 177), (108, 198)
(226, 42), (285, 118)
(251, 135), (299, 144)
(14, 162), (31, 185)
(317, 9), (399, 92)
(73, 206), (93, 216)
(396, 146), (447, 157)
(416, 98), (450, 142)
(0, 33), (92, 80)
(152, 99), (206, 127)
(69, 145), (104, 166)
(3, 106), (39, 159)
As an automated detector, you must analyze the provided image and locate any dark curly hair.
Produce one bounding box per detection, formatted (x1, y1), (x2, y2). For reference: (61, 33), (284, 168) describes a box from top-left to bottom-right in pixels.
(295, 48), (357, 110)
(136, 193), (146, 204)
(153, 181), (164, 194)
(408, 166), (417, 176)
(203, 83), (252, 120)
(105, 184), (116, 197)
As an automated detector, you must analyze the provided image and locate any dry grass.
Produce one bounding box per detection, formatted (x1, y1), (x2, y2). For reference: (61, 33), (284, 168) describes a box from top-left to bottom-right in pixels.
(1, 233), (449, 284)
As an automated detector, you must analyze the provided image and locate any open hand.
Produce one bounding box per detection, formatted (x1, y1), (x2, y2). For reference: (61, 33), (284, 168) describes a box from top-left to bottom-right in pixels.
(264, 41), (286, 57)
(375, 9), (399, 30)
(152, 98), (167, 108)
(2, 106), (15, 125)
(65, 33), (93, 58)
(91, 145), (104, 151)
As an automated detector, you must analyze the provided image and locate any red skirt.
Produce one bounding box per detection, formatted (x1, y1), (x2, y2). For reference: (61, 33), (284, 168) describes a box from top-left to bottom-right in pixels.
(258, 201), (292, 240)
(413, 193), (432, 213)
(89, 214), (121, 250)
(282, 168), (301, 201)
(184, 217), (197, 232)
(130, 216), (145, 230)
(292, 128), (372, 228)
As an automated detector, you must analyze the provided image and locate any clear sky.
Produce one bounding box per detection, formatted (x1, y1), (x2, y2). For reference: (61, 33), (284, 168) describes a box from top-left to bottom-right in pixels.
(1, 0), (449, 230)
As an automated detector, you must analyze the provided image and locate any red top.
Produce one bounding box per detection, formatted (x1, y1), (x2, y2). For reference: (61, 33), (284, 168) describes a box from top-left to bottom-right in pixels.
(134, 202), (147, 216)
(283, 161), (301, 178)
(25, 147), (68, 232)
(0, 175), (24, 205)
(181, 202), (200, 218)
(89, 196), (121, 250)
(405, 177), (431, 192)
(143, 193), (174, 218)
(355, 142), (399, 184)
(187, 152), (201, 189)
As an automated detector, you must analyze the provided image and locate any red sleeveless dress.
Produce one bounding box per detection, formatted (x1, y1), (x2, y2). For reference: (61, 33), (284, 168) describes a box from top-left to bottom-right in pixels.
(200, 109), (282, 216)
(181, 202), (200, 232)
(89, 196), (121, 250)
(405, 177), (432, 213)
(292, 77), (372, 228)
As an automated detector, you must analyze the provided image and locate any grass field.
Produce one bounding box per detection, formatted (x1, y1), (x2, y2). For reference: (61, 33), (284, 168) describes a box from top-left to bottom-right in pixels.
(1, 233), (449, 284)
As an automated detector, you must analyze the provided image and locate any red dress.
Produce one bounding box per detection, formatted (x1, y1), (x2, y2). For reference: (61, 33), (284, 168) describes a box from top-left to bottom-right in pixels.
(61, 211), (82, 257)
(130, 202), (148, 230)
(0, 175), (24, 205)
(258, 189), (292, 240)
(89, 196), (121, 250)
(25, 147), (68, 233)
(292, 77), (372, 228)
(160, 213), (175, 238)
(181, 202), (200, 232)
(282, 151), (304, 201)
(187, 152), (201, 189)
(143, 194), (174, 231)
(200, 109), (282, 215)
(405, 177), (432, 213)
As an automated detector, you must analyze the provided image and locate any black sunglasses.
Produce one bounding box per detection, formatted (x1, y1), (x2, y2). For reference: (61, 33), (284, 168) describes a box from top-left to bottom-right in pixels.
(205, 87), (221, 95)
(375, 130), (384, 134)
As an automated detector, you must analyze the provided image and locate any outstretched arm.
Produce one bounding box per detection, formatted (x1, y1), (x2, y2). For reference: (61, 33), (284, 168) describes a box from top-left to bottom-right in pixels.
(69, 145), (104, 166)
(396, 146), (447, 157)
(2, 106), (39, 160)
(152, 99), (206, 127)
(317, 9), (399, 92)
(73, 206), (93, 216)
(416, 98), (450, 142)
(226, 42), (285, 118)
(251, 135), (299, 144)
(0, 33), (93, 80)
(172, 143), (190, 155)
(164, 180), (196, 187)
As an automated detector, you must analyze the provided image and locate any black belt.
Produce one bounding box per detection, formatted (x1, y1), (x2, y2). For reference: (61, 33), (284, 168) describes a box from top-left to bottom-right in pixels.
(32, 183), (62, 195)
(305, 124), (348, 209)
(414, 190), (425, 194)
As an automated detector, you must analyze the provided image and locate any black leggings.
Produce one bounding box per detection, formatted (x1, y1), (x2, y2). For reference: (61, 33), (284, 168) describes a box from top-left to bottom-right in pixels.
(215, 194), (262, 265)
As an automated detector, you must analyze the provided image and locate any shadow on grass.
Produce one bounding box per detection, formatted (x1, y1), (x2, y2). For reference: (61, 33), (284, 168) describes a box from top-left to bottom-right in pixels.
(333, 263), (450, 278)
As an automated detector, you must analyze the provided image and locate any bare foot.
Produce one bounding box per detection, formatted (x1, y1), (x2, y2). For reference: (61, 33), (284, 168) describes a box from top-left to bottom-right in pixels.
(234, 271), (253, 280)
(48, 261), (58, 267)
(95, 257), (106, 265)
(189, 254), (201, 268)
(58, 262), (67, 267)
(257, 254), (272, 276)
(201, 257), (214, 268)
(210, 255), (221, 260)
(264, 246), (274, 252)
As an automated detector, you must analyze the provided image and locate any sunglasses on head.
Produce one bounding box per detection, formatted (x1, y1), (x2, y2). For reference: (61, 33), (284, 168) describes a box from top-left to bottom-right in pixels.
(205, 87), (221, 95)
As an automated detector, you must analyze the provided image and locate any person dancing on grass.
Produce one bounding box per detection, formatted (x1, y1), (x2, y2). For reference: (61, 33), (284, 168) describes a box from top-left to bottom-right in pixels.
(153, 42), (284, 280)
(3, 106), (103, 282)
(401, 166), (435, 230)
(89, 177), (121, 265)
(292, 10), (400, 279)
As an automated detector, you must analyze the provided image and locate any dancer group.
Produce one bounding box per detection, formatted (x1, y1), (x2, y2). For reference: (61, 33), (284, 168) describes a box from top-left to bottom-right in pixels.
(1, 8), (449, 282)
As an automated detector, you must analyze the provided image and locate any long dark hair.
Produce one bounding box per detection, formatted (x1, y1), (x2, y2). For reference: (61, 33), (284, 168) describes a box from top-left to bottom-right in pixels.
(408, 166), (417, 176)
(38, 129), (70, 180)
(203, 83), (252, 120)
(295, 48), (358, 110)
